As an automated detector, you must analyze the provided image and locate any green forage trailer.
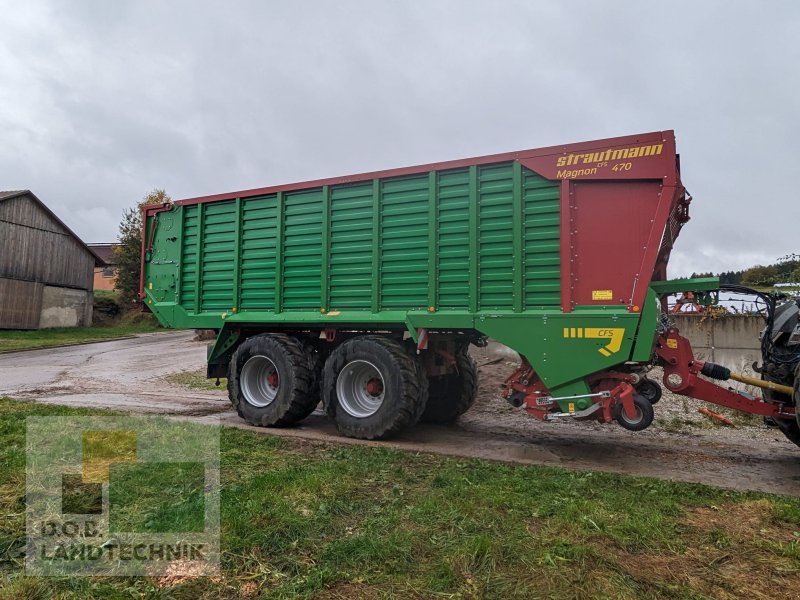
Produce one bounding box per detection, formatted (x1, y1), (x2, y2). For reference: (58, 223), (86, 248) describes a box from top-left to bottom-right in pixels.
(141, 131), (799, 441)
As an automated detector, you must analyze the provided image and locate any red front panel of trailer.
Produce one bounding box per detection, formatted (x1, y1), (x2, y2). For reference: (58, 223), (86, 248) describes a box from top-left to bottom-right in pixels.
(567, 181), (664, 308)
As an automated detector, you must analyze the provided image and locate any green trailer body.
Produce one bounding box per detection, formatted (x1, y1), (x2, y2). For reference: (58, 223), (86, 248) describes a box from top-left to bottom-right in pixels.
(142, 130), (696, 415)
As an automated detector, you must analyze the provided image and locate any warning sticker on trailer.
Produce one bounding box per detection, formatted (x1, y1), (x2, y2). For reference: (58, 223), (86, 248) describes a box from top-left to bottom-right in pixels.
(591, 290), (613, 301)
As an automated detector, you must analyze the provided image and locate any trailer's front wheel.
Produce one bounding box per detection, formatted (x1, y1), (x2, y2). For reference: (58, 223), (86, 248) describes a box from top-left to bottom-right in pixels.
(323, 336), (427, 439)
(228, 334), (318, 427)
(613, 394), (654, 431)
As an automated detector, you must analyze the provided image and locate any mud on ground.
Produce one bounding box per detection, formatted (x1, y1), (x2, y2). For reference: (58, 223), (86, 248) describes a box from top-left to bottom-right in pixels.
(1, 332), (798, 496)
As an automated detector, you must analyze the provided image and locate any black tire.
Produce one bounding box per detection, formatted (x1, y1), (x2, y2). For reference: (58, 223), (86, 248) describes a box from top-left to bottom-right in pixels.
(295, 338), (323, 420)
(322, 336), (428, 440)
(795, 362), (800, 430)
(762, 366), (800, 448)
(421, 347), (478, 424)
(775, 419), (800, 448)
(228, 334), (318, 427)
(778, 363), (800, 448)
(613, 393), (654, 432)
(635, 378), (662, 405)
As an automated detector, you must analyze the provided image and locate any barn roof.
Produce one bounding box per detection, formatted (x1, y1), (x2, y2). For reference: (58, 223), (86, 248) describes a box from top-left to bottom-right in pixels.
(86, 243), (117, 265)
(0, 190), (106, 266)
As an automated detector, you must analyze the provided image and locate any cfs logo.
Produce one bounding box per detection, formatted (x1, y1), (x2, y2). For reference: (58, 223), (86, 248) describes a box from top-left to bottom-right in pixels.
(563, 327), (625, 357)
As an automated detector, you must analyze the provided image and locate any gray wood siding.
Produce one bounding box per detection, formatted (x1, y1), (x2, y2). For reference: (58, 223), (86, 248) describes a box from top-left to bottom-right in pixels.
(0, 194), (95, 290)
(0, 277), (44, 329)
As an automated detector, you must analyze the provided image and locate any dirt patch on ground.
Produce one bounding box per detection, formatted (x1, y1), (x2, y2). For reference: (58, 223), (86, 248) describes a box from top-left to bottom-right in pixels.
(600, 500), (800, 599)
(684, 499), (798, 544)
(616, 547), (799, 600)
(314, 583), (384, 600)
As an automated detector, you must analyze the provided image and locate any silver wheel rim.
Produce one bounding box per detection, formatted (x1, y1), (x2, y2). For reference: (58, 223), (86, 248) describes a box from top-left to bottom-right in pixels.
(336, 360), (385, 418)
(620, 405), (643, 424)
(240, 355), (280, 407)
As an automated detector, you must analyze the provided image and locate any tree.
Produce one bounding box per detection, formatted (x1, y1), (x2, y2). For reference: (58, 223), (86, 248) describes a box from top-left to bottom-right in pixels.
(775, 253), (800, 284)
(741, 264), (779, 287)
(114, 189), (172, 306)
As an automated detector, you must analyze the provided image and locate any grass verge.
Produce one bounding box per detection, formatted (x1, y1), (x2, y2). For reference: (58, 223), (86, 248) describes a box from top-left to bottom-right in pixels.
(0, 397), (798, 599)
(166, 368), (227, 391)
(0, 313), (162, 353)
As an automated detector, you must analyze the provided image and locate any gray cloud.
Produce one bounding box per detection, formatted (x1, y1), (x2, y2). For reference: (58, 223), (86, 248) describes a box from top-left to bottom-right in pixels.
(1, 1), (798, 276)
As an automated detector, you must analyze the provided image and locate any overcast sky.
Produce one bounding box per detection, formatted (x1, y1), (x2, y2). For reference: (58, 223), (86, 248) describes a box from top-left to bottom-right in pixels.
(1, 1), (798, 276)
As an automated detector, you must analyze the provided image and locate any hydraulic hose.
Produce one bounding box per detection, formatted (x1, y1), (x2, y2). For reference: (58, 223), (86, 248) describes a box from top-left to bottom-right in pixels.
(700, 361), (795, 396)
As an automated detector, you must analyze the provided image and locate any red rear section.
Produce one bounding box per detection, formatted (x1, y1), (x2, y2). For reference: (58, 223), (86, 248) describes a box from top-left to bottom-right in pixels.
(559, 178), (688, 312)
(569, 181), (664, 307)
(520, 131), (688, 313)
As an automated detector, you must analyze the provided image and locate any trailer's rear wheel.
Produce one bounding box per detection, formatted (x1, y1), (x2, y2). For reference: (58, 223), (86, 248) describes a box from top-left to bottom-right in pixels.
(421, 346), (478, 424)
(228, 334), (317, 427)
(613, 394), (654, 431)
(323, 336), (427, 439)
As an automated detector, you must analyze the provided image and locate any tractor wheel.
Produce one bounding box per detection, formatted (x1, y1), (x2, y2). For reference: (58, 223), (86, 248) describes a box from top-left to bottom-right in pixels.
(761, 366), (800, 448)
(775, 419), (800, 448)
(228, 334), (318, 427)
(613, 393), (654, 432)
(779, 364), (800, 448)
(635, 377), (662, 405)
(322, 336), (427, 440)
(421, 346), (478, 424)
(795, 361), (800, 430)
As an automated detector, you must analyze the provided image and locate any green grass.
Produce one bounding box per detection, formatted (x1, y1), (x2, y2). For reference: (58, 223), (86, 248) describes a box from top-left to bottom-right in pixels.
(0, 314), (162, 352)
(92, 290), (120, 300)
(166, 369), (227, 391)
(0, 397), (799, 598)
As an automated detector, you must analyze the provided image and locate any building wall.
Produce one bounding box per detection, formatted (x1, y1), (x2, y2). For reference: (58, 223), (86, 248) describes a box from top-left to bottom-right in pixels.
(0, 277), (92, 329)
(39, 286), (93, 328)
(0, 277), (44, 329)
(93, 266), (118, 291)
(0, 193), (98, 329)
(0, 194), (95, 290)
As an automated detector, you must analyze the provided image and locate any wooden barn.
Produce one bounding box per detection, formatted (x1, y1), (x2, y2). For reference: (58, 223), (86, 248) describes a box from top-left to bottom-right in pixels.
(0, 190), (104, 329)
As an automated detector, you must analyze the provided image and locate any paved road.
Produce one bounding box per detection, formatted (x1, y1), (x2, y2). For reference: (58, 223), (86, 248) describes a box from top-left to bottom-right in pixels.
(2, 332), (799, 496)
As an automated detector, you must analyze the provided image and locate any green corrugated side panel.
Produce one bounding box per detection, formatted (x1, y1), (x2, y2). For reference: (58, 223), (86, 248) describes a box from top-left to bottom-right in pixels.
(240, 195), (278, 310)
(437, 168), (470, 309)
(329, 182), (373, 310)
(200, 200), (236, 312)
(380, 174), (430, 309)
(160, 159), (561, 321)
(180, 205), (198, 311)
(478, 162), (515, 309)
(282, 189), (324, 310)
(522, 168), (561, 308)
